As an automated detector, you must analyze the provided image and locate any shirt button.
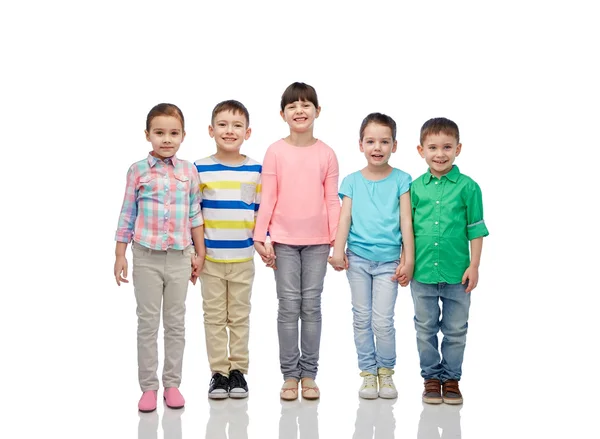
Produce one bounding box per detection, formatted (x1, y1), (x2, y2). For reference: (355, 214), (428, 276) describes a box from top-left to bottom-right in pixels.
(435, 221), (439, 225)
(435, 182), (438, 185)
(434, 262), (438, 266)
(436, 201), (440, 204)
(434, 243), (438, 246)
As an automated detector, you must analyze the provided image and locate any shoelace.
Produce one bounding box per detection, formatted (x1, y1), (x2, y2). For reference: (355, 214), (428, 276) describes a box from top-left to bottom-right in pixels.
(212, 374), (229, 390)
(229, 371), (247, 389)
(379, 375), (394, 388)
(362, 375), (377, 388)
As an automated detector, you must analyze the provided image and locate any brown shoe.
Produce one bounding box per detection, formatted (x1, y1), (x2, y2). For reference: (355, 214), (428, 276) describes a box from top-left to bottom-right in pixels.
(442, 380), (463, 404)
(422, 379), (443, 404)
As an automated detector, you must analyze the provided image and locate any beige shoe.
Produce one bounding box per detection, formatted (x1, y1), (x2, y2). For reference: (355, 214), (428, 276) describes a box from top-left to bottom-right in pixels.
(377, 368), (398, 399)
(300, 378), (320, 400)
(280, 379), (299, 401)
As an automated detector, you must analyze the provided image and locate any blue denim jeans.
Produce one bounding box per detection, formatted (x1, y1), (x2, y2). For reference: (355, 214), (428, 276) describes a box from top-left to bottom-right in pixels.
(274, 243), (330, 380)
(410, 279), (471, 382)
(346, 250), (399, 375)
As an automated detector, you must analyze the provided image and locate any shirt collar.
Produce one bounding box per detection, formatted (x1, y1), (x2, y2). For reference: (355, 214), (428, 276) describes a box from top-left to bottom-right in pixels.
(146, 152), (178, 168)
(424, 165), (460, 184)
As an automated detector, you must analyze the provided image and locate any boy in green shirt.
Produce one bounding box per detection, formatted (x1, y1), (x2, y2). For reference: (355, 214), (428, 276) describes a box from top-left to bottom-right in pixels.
(409, 117), (489, 405)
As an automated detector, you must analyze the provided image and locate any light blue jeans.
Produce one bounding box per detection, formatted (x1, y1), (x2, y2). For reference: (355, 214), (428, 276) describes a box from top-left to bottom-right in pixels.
(410, 280), (471, 382)
(274, 243), (330, 380)
(346, 250), (399, 375)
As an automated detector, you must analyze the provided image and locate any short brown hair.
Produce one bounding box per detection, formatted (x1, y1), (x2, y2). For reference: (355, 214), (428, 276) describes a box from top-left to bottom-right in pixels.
(211, 100), (250, 126)
(280, 82), (319, 111)
(420, 117), (459, 145)
(146, 103), (185, 131)
(359, 113), (397, 142)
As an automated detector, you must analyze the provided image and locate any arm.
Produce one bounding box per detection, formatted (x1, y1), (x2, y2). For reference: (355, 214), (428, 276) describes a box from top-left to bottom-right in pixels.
(114, 166), (137, 286)
(328, 196), (351, 271)
(253, 148), (277, 243)
(462, 237), (483, 293)
(325, 150), (341, 243)
(189, 167), (205, 283)
(190, 225), (206, 284)
(393, 191), (414, 286)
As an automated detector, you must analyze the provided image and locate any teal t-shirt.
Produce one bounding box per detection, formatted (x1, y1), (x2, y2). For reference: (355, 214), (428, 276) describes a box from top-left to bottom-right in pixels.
(339, 168), (412, 262)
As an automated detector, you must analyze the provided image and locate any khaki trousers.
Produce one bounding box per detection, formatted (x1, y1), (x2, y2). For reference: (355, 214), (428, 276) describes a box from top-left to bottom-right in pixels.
(200, 259), (254, 375)
(132, 241), (193, 391)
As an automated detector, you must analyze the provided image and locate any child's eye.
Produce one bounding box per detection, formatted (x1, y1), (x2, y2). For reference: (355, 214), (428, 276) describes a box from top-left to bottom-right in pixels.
(383, 140), (389, 144)
(156, 131), (163, 135)
(171, 131), (179, 136)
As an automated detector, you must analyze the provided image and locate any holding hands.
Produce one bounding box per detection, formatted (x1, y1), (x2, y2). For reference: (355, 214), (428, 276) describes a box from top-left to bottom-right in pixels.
(392, 261), (413, 287)
(254, 241), (277, 269)
(328, 251), (348, 271)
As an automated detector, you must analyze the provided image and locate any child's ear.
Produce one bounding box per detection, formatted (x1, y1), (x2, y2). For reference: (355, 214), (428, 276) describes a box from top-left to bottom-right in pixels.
(245, 127), (252, 140)
(359, 139), (364, 152)
(208, 125), (215, 138)
(181, 130), (186, 142)
(280, 110), (286, 122)
(315, 106), (321, 118)
(455, 143), (462, 156)
(392, 140), (398, 153)
(145, 130), (150, 141)
(417, 144), (425, 158)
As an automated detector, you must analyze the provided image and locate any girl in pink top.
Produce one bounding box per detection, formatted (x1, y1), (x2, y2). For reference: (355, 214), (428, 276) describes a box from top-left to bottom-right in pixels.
(254, 82), (341, 400)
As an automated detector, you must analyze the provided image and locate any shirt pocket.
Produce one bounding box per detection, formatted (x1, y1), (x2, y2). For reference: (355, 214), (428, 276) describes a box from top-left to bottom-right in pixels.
(138, 174), (158, 197)
(175, 174), (190, 192)
(240, 183), (256, 205)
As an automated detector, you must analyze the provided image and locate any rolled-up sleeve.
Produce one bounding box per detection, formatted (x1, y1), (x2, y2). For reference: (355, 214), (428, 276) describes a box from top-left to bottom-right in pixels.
(115, 166), (138, 243)
(465, 182), (489, 240)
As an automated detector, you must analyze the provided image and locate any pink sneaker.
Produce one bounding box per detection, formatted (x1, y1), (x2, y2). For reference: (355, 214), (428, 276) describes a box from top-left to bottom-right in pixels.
(163, 387), (185, 409)
(138, 390), (157, 412)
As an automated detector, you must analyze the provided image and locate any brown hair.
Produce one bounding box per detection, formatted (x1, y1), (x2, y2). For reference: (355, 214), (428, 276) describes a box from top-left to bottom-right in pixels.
(280, 82), (319, 111)
(146, 103), (185, 131)
(211, 100), (250, 126)
(420, 117), (459, 145)
(359, 113), (397, 142)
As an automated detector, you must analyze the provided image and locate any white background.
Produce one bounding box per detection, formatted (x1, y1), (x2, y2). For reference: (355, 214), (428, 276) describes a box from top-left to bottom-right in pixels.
(2, 0), (598, 438)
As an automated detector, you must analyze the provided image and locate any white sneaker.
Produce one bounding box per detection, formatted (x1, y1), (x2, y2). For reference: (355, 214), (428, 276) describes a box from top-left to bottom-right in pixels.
(358, 372), (378, 399)
(377, 368), (398, 399)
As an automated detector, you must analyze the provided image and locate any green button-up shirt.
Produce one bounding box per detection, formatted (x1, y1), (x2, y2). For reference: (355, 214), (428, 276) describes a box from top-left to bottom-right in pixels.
(411, 165), (489, 284)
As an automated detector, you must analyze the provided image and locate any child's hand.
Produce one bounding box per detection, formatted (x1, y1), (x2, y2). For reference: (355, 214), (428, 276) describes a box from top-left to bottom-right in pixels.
(190, 254), (204, 285)
(255, 241), (277, 269)
(462, 265), (479, 293)
(392, 262), (413, 287)
(114, 256), (129, 286)
(328, 253), (348, 271)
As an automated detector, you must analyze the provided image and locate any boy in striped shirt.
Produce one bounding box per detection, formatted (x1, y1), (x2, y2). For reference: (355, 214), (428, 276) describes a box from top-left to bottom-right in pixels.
(194, 100), (262, 399)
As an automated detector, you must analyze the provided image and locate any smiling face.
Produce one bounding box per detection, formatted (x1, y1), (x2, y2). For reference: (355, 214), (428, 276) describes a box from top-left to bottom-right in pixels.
(360, 122), (397, 167)
(209, 109), (251, 156)
(417, 132), (462, 177)
(145, 115), (185, 160)
(280, 99), (320, 134)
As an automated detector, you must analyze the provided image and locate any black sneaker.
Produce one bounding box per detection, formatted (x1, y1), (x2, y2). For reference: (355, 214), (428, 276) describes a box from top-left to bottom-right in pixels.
(208, 373), (229, 399)
(228, 370), (249, 399)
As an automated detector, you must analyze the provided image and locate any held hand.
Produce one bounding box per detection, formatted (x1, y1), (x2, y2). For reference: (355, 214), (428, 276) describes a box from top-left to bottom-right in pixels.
(264, 241), (277, 270)
(190, 254), (204, 285)
(462, 265), (479, 293)
(392, 262), (413, 287)
(328, 253), (348, 271)
(114, 256), (129, 286)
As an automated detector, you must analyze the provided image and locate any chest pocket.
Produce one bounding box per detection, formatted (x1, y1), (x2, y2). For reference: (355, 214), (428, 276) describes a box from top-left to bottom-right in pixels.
(139, 174), (158, 196)
(240, 183), (256, 205)
(175, 174), (190, 191)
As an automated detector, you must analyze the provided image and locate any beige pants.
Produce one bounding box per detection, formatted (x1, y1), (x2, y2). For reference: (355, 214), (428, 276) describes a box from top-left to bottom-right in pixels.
(200, 259), (254, 375)
(132, 241), (193, 391)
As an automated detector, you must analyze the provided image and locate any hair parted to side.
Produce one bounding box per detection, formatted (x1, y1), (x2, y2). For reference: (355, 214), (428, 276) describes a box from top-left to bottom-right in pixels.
(359, 113), (397, 142)
(146, 103), (185, 131)
(280, 82), (319, 111)
(420, 117), (460, 145)
(211, 100), (250, 126)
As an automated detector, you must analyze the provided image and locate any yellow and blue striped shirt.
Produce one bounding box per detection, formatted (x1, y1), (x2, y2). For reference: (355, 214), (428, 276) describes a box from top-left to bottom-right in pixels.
(194, 155), (262, 263)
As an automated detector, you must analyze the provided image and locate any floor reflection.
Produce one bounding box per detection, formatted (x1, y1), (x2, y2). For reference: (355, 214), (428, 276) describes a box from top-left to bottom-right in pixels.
(279, 398), (320, 439)
(137, 404), (185, 439)
(352, 398), (396, 439)
(206, 398), (249, 439)
(417, 403), (462, 439)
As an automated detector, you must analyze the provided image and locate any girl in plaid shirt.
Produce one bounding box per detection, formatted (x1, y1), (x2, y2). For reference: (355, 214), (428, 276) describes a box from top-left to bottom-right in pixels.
(114, 103), (205, 413)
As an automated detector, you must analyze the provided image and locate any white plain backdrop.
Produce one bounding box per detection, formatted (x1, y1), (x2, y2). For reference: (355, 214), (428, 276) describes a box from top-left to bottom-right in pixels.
(2, 1), (598, 438)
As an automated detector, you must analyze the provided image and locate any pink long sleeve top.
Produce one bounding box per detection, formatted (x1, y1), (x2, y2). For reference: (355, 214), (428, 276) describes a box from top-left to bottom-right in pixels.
(254, 139), (341, 245)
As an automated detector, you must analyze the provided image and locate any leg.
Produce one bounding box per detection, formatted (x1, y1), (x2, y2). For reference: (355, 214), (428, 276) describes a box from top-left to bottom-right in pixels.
(132, 243), (164, 392)
(200, 260), (230, 376)
(371, 260), (399, 371)
(298, 244), (329, 379)
(226, 260), (255, 374)
(162, 247), (193, 388)
(439, 283), (471, 382)
(274, 244), (302, 380)
(410, 280), (443, 380)
(345, 251), (376, 375)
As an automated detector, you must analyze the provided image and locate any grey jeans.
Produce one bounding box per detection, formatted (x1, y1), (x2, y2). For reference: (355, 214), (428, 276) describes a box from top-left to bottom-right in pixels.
(274, 243), (330, 380)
